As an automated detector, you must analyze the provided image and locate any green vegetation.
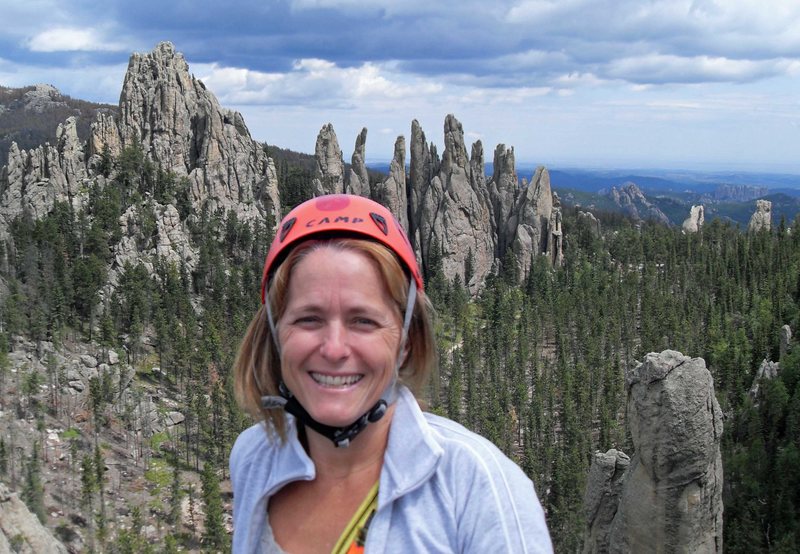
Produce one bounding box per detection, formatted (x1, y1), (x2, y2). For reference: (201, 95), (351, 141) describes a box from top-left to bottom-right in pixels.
(1, 144), (798, 551)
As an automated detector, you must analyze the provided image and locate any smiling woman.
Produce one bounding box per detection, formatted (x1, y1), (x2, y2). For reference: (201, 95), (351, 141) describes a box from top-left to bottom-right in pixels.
(230, 194), (552, 553)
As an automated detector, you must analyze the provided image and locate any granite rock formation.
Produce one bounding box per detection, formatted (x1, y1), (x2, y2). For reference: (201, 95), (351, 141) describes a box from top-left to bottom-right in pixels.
(311, 123), (345, 196)
(93, 42), (279, 222)
(0, 117), (88, 232)
(583, 350), (724, 553)
(310, 115), (564, 291)
(1, 41), (280, 244)
(347, 128), (370, 198)
(780, 324), (792, 360)
(577, 210), (602, 237)
(748, 199), (772, 232)
(0, 482), (68, 553)
(749, 359), (781, 400)
(2, 42), (564, 296)
(609, 182), (670, 225)
(372, 136), (408, 231)
(583, 449), (630, 553)
(682, 205), (705, 233)
(0, 84), (116, 168)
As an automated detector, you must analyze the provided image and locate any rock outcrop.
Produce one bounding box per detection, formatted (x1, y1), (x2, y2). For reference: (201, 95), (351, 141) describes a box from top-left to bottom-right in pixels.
(583, 350), (724, 553)
(0, 482), (68, 553)
(749, 359), (781, 400)
(93, 41), (280, 223)
(372, 136), (408, 231)
(0, 41), (280, 303)
(608, 182), (670, 225)
(583, 449), (630, 553)
(310, 115), (564, 291)
(346, 128), (370, 198)
(0, 117), (88, 231)
(748, 199), (772, 232)
(311, 123), (345, 196)
(682, 204), (705, 233)
(0, 84), (116, 168)
(577, 210), (602, 237)
(780, 324), (792, 360)
(2, 42), (565, 296)
(1, 41), (280, 244)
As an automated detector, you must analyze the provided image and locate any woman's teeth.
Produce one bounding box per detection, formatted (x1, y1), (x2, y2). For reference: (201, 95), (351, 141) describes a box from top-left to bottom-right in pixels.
(311, 373), (363, 387)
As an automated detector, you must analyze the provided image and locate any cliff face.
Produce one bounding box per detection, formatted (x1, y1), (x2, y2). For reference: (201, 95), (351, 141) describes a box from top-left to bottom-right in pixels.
(310, 115), (563, 291)
(583, 350), (724, 553)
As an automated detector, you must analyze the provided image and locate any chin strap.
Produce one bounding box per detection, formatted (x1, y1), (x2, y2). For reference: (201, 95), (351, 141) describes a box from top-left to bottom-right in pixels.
(262, 383), (387, 448)
(258, 278), (417, 448)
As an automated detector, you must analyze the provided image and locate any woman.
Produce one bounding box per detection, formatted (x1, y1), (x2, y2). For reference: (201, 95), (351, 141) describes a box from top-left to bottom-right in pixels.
(230, 194), (552, 553)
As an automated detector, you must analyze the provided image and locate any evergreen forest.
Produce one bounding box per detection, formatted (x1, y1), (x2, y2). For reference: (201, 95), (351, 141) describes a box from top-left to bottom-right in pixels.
(1, 144), (799, 552)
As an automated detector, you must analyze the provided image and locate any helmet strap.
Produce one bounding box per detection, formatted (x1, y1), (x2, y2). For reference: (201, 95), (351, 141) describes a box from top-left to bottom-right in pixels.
(259, 278), (417, 447)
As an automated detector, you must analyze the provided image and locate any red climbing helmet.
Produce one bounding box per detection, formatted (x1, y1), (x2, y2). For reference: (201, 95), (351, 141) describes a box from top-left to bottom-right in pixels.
(260, 194), (423, 303)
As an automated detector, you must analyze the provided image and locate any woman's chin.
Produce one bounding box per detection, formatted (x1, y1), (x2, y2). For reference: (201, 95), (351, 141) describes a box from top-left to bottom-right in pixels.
(310, 410), (360, 429)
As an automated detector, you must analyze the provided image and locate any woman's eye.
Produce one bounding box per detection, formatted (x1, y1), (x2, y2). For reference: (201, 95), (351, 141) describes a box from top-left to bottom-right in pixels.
(354, 317), (378, 327)
(294, 316), (320, 325)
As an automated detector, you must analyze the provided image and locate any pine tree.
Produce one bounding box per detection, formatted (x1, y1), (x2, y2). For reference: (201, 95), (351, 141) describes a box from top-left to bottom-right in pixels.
(22, 442), (45, 523)
(200, 461), (227, 552)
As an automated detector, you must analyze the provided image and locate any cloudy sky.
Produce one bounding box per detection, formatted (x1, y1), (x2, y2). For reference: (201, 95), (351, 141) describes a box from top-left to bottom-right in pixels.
(1, 0), (799, 172)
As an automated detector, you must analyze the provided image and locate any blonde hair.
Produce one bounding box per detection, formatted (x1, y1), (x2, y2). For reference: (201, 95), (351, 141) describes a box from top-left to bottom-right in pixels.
(233, 238), (436, 440)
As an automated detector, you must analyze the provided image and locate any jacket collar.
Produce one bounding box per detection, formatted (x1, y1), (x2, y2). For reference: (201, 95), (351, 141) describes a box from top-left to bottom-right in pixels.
(258, 418), (317, 498)
(379, 386), (444, 507)
(262, 386), (442, 505)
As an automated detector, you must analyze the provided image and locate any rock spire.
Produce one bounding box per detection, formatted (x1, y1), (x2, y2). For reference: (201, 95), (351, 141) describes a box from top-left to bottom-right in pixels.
(682, 204), (705, 233)
(583, 350), (724, 553)
(748, 199), (772, 232)
(310, 114), (564, 292)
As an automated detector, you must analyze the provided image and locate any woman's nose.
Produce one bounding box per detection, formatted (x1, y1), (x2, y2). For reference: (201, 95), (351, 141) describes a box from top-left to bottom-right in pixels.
(319, 323), (350, 360)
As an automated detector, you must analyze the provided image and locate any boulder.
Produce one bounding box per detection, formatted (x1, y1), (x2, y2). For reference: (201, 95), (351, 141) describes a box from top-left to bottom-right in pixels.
(79, 354), (98, 369)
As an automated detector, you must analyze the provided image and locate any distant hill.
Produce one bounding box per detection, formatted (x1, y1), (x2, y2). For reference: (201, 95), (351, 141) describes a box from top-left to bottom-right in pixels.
(365, 162), (800, 227)
(0, 84), (116, 167)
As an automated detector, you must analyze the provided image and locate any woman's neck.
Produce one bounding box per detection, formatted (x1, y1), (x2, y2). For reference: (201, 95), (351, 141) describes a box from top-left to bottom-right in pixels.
(303, 404), (396, 481)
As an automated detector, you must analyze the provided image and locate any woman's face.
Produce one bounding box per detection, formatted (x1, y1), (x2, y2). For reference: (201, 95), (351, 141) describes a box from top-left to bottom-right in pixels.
(277, 245), (403, 428)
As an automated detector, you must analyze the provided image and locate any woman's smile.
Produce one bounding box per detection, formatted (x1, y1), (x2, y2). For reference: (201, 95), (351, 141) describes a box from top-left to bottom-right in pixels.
(309, 372), (364, 388)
